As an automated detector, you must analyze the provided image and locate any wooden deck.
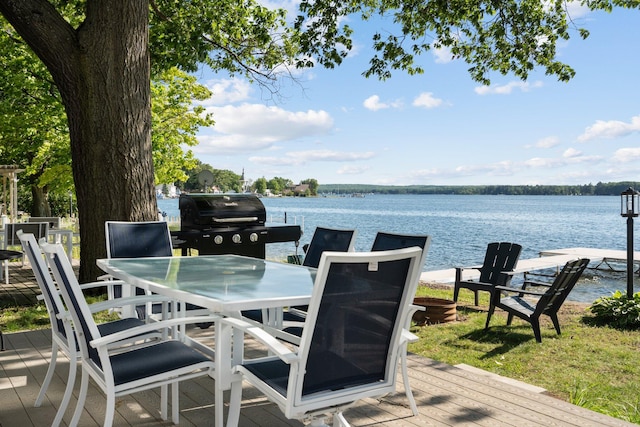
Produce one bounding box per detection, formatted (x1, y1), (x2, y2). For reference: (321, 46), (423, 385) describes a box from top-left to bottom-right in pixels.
(1, 262), (636, 427)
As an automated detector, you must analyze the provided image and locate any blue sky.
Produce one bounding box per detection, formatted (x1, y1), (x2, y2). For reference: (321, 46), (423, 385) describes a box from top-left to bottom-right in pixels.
(191, 5), (640, 187)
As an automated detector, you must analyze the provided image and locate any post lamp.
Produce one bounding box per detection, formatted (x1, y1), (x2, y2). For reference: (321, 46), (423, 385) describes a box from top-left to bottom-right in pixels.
(620, 187), (639, 298)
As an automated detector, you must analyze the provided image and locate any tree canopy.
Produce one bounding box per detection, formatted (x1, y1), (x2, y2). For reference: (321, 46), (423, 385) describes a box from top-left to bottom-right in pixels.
(0, 0), (634, 280)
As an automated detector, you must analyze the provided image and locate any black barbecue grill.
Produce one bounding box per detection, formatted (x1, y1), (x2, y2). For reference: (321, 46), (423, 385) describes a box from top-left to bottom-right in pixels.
(172, 193), (302, 258)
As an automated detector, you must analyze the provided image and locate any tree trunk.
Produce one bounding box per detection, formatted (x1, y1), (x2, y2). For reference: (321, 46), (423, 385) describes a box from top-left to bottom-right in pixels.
(31, 185), (51, 217)
(0, 0), (157, 281)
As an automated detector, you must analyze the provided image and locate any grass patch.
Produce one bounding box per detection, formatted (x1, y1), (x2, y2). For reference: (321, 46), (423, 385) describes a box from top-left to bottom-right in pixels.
(412, 284), (640, 424)
(0, 295), (120, 333)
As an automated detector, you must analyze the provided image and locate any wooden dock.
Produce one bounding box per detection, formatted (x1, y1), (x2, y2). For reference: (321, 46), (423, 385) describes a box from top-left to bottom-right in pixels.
(420, 247), (640, 284)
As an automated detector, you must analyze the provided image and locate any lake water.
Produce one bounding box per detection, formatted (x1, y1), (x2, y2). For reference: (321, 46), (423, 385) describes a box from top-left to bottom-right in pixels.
(158, 194), (639, 303)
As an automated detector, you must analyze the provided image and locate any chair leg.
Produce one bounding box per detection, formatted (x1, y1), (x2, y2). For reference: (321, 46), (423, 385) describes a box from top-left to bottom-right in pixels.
(531, 319), (542, 343)
(52, 352), (76, 427)
(160, 384), (168, 420)
(485, 305), (495, 330)
(332, 412), (350, 426)
(400, 347), (419, 416)
(171, 382), (179, 425)
(104, 392), (116, 427)
(225, 380), (243, 427)
(35, 340), (59, 407)
(550, 314), (562, 335)
(453, 285), (460, 303)
(474, 290), (480, 307)
(70, 370), (89, 427)
(506, 313), (514, 326)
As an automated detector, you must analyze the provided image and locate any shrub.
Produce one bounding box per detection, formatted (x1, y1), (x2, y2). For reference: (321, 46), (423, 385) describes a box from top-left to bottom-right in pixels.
(589, 291), (640, 329)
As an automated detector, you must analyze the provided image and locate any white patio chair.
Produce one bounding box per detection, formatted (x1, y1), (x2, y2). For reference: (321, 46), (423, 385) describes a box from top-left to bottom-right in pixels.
(223, 247), (423, 427)
(17, 230), (170, 427)
(41, 242), (219, 427)
(2, 222), (48, 283)
(104, 220), (211, 323)
(370, 231), (431, 416)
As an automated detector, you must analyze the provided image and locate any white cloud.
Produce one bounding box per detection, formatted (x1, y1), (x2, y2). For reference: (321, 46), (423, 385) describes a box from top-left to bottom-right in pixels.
(412, 92), (443, 109)
(195, 104), (333, 154)
(565, 1), (591, 19)
(249, 150), (375, 166)
(563, 148), (582, 158)
(577, 114), (640, 142)
(611, 147), (640, 162)
(524, 157), (563, 168)
(534, 136), (560, 149)
(475, 80), (544, 95)
(432, 44), (454, 64)
(363, 95), (403, 111)
(198, 78), (251, 106)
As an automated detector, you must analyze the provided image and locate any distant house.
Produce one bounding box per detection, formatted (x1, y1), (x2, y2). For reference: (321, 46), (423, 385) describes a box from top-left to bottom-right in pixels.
(289, 184), (310, 196)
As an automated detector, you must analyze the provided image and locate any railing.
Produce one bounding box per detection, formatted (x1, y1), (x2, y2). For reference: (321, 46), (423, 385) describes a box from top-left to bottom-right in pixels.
(267, 214), (304, 232)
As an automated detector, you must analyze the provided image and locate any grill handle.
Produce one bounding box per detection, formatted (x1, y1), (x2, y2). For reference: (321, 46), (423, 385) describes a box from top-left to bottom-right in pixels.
(212, 217), (259, 223)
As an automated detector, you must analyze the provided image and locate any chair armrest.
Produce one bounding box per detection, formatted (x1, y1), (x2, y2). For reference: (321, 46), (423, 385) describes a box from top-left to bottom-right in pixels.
(455, 265), (483, 272)
(494, 285), (546, 297)
(522, 280), (553, 289)
(87, 294), (174, 313)
(401, 328), (419, 344)
(405, 303), (425, 327)
(221, 317), (298, 364)
(89, 315), (220, 348)
(79, 279), (128, 291)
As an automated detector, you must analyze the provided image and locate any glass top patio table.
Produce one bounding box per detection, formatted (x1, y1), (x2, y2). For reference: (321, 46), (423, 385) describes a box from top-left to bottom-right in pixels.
(96, 254), (317, 313)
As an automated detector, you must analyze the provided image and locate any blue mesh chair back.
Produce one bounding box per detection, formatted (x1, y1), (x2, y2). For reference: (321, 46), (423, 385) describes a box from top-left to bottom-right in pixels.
(19, 232), (68, 341)
(303, 255), (411, 394)
(105, 221), (173, 309)
(105, 221), (173, 259)
(48, 245), (102, 366)
(302, 227), (356, 268)
(228, 248), (423, 424)
(4, 222), (49, 248)
(371, 231), (431, 269)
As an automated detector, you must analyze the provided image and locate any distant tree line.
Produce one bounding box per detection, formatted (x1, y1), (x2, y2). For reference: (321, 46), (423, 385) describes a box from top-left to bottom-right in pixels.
(318, 182), (640, 196)
(176, 161), (318, 196)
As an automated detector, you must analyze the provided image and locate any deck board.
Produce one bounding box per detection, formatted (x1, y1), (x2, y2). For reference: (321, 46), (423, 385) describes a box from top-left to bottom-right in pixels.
(0, 326), (635, 427)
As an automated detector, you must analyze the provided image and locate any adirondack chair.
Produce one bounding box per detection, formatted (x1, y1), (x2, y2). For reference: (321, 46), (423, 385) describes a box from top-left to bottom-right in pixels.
(485, 258), (590, 342)
(453, 242), (522, 306)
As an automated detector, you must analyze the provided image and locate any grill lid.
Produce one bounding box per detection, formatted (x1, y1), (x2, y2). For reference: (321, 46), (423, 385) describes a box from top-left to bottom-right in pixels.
(179, 193), (267, 230)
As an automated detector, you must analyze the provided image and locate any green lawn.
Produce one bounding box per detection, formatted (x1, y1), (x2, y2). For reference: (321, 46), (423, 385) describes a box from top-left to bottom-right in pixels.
(412, 284), (640, 424)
